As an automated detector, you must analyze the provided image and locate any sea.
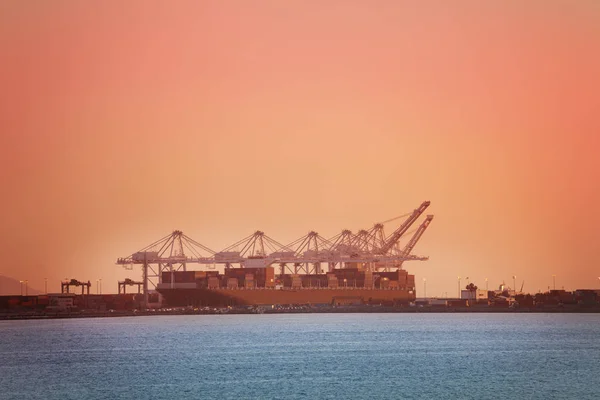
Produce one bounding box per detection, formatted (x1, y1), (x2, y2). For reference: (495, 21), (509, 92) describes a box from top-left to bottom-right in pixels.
(1, 313), (599, 399)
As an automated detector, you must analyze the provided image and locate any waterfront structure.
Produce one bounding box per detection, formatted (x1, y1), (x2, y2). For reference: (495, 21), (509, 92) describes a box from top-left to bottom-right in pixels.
(117, 201), (433, 308)
(461, 289), (488, 301)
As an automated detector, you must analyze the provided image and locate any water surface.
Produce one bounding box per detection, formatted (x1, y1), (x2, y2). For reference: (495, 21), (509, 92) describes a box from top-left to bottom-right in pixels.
(1, 314), (599, 399)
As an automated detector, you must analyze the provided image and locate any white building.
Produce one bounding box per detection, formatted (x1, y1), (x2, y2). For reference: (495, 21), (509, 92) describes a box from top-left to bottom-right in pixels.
(47, 293), (76, 310)
(461, 289), (488, 301)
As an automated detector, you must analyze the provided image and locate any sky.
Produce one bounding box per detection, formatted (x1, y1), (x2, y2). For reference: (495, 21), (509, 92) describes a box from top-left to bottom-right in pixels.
(1, 1), (599, 296)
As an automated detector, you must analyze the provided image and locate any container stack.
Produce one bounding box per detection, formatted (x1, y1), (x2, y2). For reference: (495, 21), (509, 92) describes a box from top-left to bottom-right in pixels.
(397, 270), (408, 289)
(291, 275), (302, 289)
(380, 277), (390, 289)
(227, 278), (238, 289)
(207, 276), (220, 289)
(327, 274), (338, 289)
(364, 271), (373, 289)
(244, 273), (255, 289)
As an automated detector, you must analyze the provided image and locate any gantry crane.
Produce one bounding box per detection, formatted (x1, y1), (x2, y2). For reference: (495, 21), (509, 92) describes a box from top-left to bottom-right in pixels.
(117, 202), (433, 308)
(116, 230), (216, 308)
(277, 231), (332, 274)
(376, 201), (430, 255)
(394, 214), (434, 269)
(118, 278), (144, 294)
(61, 279), (91, 295)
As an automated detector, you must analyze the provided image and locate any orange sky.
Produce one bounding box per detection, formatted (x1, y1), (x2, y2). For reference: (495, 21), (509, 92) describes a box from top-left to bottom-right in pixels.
(1, 1), (599, 296)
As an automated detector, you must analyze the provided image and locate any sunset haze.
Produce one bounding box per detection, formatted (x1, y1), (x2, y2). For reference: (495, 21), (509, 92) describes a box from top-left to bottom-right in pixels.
(1, 1), (599, 296)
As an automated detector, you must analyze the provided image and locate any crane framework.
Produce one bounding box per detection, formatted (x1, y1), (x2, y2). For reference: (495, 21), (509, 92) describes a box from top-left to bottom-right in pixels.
(116, 201), (434, 306)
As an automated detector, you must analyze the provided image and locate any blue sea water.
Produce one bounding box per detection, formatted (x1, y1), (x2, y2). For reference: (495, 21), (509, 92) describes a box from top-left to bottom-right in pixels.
(1, 313), (599, 399)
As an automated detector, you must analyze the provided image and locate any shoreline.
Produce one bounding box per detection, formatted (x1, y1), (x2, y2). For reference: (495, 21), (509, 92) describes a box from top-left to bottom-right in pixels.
(2, 305), (600, 320)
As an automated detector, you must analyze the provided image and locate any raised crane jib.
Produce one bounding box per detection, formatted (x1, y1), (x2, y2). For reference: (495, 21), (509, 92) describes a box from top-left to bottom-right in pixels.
(395, 215), (434, 268)
(401, 215), (434, 256)
(377, 201), (430, 255)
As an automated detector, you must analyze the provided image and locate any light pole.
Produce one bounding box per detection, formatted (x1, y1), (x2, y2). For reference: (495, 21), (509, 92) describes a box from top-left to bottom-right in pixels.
(512, 275), (516, 294)
(44, 278), (48, 294)
(457, 276), (461, 298)
(25, 280), (28, 296)
(19, 280), (23, 296)
(96, 280), (99, 294)
(552, 275), (556, 291)
(485, 278), (488, 291)
(423, 278), (427, 299)
(99, 279), (102, 294)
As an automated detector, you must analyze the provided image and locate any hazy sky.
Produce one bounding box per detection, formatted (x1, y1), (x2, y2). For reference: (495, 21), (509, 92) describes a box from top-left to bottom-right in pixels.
(1, 1), (599, 296)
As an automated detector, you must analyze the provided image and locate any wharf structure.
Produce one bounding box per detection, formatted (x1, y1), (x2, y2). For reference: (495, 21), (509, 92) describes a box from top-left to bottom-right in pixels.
(116, 201), (434, 308)
(3, 289), (600, 316)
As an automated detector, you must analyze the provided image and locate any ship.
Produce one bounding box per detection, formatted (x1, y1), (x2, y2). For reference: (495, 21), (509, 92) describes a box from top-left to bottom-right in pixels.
(157, 266), (416, 307)
(118, 201), (433, 309)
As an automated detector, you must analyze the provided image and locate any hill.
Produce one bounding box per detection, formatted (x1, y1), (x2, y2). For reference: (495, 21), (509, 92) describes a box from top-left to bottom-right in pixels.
(0, 275), (42, 296)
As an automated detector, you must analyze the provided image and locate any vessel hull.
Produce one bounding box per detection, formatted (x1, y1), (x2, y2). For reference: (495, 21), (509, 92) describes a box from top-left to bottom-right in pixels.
(157, 287), (415, 307)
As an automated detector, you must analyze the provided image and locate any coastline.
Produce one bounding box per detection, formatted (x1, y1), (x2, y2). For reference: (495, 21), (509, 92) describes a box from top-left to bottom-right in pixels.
(2, 304), (600, 321)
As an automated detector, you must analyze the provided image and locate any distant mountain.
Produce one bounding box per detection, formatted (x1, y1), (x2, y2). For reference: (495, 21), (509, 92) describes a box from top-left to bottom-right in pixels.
(0, 275), (42, 296)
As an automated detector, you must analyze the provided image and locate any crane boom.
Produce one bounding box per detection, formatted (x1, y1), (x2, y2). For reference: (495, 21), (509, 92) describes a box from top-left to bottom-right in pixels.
(376, 201), (430, 255)
(396, 215), (433, 268)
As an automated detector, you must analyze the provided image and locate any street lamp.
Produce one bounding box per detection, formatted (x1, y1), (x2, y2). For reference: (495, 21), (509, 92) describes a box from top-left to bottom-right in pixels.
(457, 276), (461, 298)
(99, 279), (102, 294)
(552, 275), (556, 291)
(19, 280), (23, 296)
(485, 278), (488, 291)
(24, 280), (28, 296)
(512, 275), (516, 294)
(44, 278), (48, 294)
(423, 278), (427, 298)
